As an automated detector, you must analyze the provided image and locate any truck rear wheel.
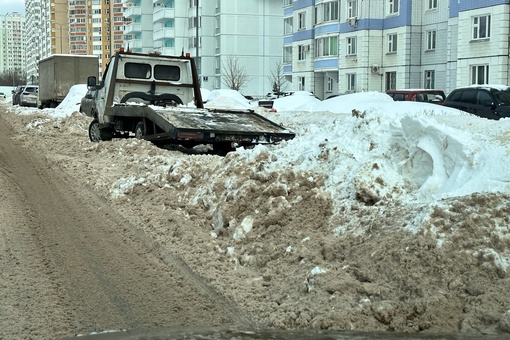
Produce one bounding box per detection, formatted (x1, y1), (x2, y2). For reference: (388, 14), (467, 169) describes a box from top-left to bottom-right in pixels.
(135, 121), (145, 139)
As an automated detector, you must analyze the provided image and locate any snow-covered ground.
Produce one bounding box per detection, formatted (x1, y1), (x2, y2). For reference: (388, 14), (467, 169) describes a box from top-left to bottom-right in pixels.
(4, 87), (510, 336)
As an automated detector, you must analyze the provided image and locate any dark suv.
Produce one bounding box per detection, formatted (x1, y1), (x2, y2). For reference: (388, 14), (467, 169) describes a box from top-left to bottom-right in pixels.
(442, 85), (510, 120)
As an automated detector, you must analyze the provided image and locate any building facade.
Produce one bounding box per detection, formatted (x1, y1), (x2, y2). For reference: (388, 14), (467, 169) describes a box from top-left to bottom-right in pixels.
(24, 0), (126, 81)
(0, 12), (25, 84)
(122, 0), (284, 97)
(11, 0), (510, 99)
(284, 0), (510, 99)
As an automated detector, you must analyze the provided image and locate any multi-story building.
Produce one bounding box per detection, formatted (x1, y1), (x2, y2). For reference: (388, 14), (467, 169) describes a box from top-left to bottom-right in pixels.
(25, 0), (126, 81)
(284, 0), (510, 99)
(0, 12), (25, 84)
(122, 0), (284, 96)
(16, 0), (510, 99)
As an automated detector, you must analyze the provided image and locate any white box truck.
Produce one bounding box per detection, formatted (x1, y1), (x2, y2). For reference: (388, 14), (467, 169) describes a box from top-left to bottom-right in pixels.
(38, 54), (99, 109)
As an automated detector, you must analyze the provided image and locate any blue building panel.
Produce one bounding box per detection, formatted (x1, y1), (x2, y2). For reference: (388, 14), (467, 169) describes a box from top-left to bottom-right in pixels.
(340, 16), (407, 33)
(340, 1), (411, 33)
(450, 0), (509, 18)
(314, 23), (340, 36)
(284, 7), (293, 16)
(314, 58), (338, 70)
(292, 0), (314, 11)
(283, 36), (293, 45)
(293, 29), (314, 41)
(283, 65), (293, 74)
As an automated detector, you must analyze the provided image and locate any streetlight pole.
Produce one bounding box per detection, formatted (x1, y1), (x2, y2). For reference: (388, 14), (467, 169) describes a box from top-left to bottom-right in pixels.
(196, 0), (199, 76)
(53, 22), (67, 53)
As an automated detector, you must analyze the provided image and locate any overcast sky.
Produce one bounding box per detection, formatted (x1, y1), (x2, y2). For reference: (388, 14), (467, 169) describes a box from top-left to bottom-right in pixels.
(0, 0), (25, 16)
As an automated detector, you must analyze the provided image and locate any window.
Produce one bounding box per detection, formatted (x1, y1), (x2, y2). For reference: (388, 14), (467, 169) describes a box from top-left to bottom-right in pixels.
(314, 6), (322, 25)
(389, 0), (399, 15)
(347, 36), (357, 55)
(347, 0), (358, 18)
(473, 15), (491, 40)
(428, 0), (437, 10)
(324, 1), (339, 22)
(298, 12), (306, 30)
(284, 0), (293, 6)
(347, 73), (356, 91)
(327, 76), (334, 92)
(298, 45), (307, 60)
(125, 62), (151, 79)
(189, 16), (200, 29)
(164, 39), (175, 48)
(189, 37), (198, 48)
(283, 46), (293, 63)
(426, 30), (436, 50)
(471, 65), (489, 84)
(424, 70), (435, 89)
(388, 33), (397, 52)
(298, 76), (305, 91)
(284, 17), (293, 35)
(385, 72), (396, 90)
(316, 36), (338, 57)
(154, 65), (180, 81)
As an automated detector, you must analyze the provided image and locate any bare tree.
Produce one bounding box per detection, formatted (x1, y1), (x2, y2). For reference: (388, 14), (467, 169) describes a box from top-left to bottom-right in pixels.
(221, 56), (249, 91)
(268, 59), (286, 95)
(0, 69), (26, 87)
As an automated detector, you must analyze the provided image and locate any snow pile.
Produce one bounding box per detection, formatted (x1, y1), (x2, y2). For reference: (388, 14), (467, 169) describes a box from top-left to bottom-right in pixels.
(53, 84), (87, 118)
(204, 89), (255, 110)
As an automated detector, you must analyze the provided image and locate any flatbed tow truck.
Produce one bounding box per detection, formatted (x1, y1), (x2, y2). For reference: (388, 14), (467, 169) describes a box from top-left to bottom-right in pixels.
(86, 50), (295, 153)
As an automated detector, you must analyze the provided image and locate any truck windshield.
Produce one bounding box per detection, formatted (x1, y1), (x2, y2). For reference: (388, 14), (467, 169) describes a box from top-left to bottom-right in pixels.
(154, 65), (181, 81)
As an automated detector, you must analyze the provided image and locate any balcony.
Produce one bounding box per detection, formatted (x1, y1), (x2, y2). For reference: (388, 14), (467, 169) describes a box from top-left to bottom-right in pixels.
(126, 39), (143, 49)
(124, 22), (142, 34)
(153, 8), (175, 23)
(153, 27), (175, 41)
(124, 6), (141, 19)
(155, 47), (177, 56)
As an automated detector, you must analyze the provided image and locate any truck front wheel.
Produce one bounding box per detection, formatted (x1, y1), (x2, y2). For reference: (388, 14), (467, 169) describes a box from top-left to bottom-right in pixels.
(88, 119), (113, 142)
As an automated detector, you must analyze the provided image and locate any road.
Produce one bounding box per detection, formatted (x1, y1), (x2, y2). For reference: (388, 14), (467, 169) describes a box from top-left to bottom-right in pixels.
(0, 112), (255, 339)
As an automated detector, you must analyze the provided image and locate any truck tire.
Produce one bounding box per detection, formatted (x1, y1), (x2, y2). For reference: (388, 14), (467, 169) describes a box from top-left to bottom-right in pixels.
(135, 121), (145, 139)
(213, 142), (235, 156)
(88, 119), (113, 142)
(156, 94), (183, 106)
(121, 92), (183, 106)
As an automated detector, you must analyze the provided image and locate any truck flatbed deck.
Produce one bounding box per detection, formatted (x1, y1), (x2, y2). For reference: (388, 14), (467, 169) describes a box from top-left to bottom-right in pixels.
(107, 104), (295, 144)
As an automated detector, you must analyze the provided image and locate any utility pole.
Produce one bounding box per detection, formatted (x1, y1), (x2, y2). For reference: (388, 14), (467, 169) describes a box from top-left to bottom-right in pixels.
(196, 0), (199, 77)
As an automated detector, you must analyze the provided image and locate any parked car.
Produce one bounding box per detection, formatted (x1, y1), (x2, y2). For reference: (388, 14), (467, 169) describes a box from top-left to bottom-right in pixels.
(0, 92), (6, 99)
(12, 85), (25, 105)
(265, 91), (293, 99)
(442, 85), (510, 120)
(19, 85), (39, 107)
(79, 89), (98, 117)
(386, 89), (446, 104)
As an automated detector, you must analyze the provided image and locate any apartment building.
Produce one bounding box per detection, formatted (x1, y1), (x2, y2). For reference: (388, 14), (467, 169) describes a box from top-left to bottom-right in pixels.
(122, 0), (284, 96)
(284, 0), (510, 99)
(24, 0), (125, 81)
(0, 12), (25, 83)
